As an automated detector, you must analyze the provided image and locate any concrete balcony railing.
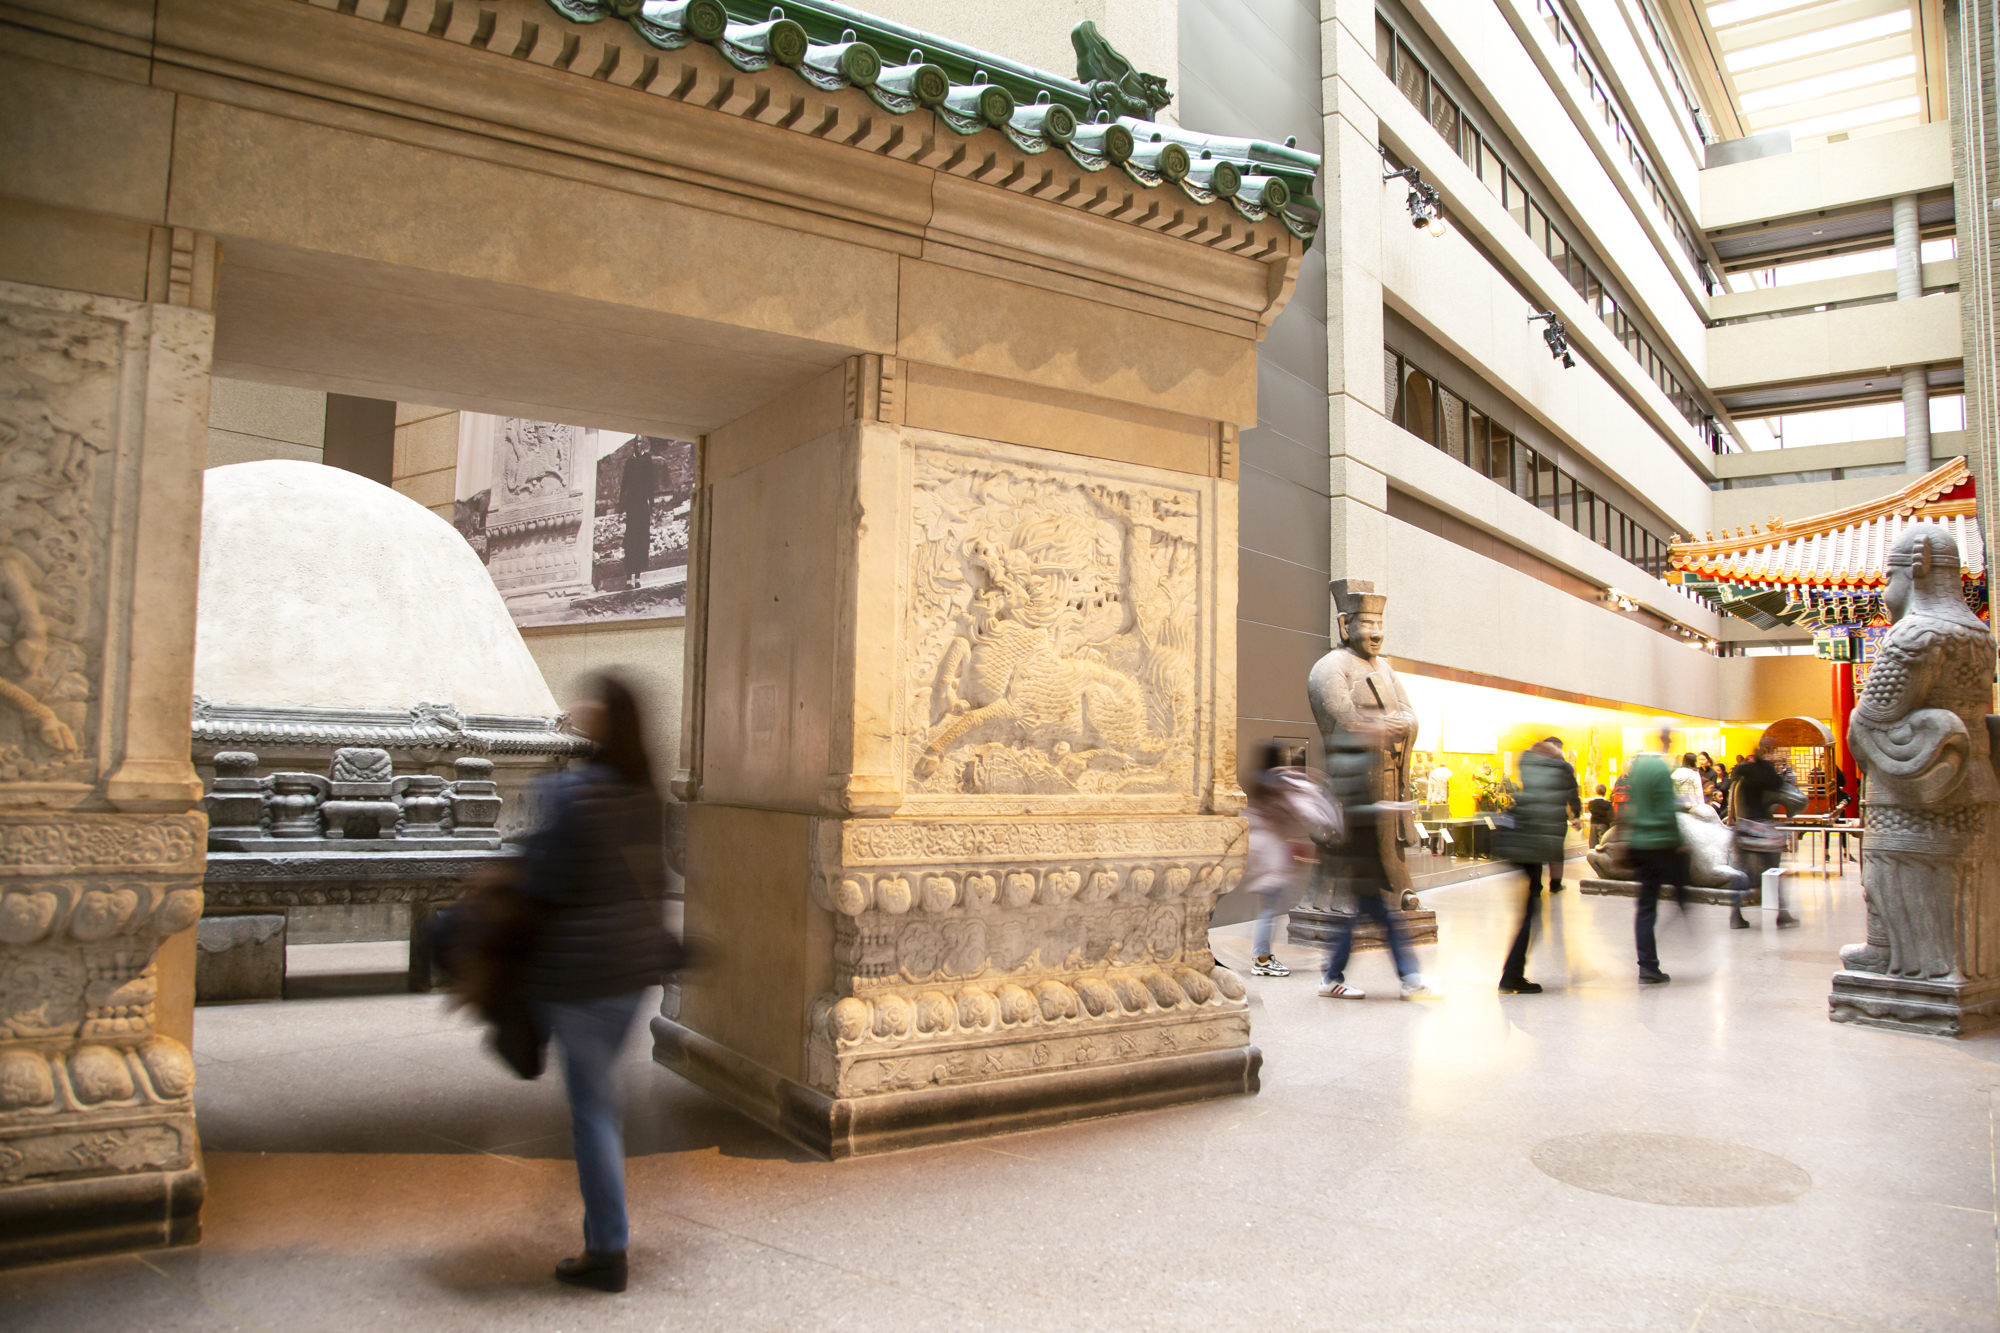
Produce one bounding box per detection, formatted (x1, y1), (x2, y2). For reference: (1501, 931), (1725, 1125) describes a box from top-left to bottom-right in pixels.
(1706, 292), (1962, 395)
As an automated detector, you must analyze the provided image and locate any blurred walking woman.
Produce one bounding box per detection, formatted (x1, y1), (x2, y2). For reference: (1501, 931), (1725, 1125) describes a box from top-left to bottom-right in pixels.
(521, 674), (676, 1293)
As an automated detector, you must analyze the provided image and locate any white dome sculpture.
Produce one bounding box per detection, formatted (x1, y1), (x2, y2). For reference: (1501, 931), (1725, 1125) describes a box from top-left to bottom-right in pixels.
(195, 461), (561, 717)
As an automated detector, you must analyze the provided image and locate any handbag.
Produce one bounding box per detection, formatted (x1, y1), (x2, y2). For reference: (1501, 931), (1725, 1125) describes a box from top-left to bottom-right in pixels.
(427, 857), (550, 1080)
(1735, 817), (1787, 853)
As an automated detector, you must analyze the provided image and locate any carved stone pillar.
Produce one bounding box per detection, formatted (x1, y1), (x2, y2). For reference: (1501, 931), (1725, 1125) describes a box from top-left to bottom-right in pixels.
(0, 263), (213, 1264)
(659, 363), (1253, 1156)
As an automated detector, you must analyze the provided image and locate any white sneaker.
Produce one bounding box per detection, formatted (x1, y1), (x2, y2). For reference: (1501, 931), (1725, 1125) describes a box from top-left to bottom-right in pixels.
(1400, 976), (1443, 1001)
(1317, 981), (1365, 999)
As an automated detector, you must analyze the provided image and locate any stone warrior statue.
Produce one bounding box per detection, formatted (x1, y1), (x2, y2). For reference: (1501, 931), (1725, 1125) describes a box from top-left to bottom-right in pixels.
(1833, 523), (2000, 1036)
(1308, 579), (1421, 898)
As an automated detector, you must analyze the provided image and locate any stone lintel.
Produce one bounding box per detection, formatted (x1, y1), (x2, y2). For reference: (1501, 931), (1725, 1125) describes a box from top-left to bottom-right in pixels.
(654, 1014), (1259, 1159)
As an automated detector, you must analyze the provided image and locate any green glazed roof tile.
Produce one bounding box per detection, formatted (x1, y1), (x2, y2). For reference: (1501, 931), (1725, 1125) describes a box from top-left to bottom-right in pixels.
(544, 0), (1321, 237)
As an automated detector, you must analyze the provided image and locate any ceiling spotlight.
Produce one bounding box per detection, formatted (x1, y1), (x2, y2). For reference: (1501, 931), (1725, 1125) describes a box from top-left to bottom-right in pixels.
(1603, 587), (1637, 613)
(1380, 146), (1446, 238)
(1529, 312), (1575, 369)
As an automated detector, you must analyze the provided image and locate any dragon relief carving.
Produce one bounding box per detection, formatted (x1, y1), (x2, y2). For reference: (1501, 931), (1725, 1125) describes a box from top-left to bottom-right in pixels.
(907, 451), (1200, 796)
(0, 303), (114, 783)
(499, 418), (577, 501)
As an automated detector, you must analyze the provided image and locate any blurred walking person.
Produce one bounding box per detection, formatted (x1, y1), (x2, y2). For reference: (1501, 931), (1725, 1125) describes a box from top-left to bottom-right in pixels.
(1317, 723), (1440, 1001)
(1495, 737), (1576, 993)
(1243, 740), (1341, 977)
(521, 674), (679, 1292)
(1623, 733), (1683, 984)
(1731, 742), (1799, 928)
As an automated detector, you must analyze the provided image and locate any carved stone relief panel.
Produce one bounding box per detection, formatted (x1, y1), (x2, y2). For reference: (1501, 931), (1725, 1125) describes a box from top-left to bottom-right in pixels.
(904, 441), (1206, 802)
(0, 299), (125, 794)
(803, 814), (1247, 1099)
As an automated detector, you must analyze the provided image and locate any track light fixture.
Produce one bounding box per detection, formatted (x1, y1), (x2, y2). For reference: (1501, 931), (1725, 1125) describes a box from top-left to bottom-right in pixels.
(1602, 588), (1637, 613)
(1380, 146), (1446, 237)
(1528, 311), (1575, 369)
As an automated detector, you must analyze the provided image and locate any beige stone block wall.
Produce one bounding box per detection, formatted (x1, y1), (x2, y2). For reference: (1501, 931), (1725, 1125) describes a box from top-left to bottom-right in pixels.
(204, 376), (324, 468)
(520, 620), (686, 791)
(393, 403), (457, 521)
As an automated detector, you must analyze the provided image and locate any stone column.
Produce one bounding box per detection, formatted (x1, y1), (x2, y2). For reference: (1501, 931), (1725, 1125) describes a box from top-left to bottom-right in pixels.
(1892, 193), (1934, 473)
(658, 358), (1253, 1157)
(0, 253), (213, 1264)
(1945, 0), (2000, 554)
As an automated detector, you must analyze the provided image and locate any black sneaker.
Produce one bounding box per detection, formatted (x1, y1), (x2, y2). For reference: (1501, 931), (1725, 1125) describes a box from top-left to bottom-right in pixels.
(556, 1252), (627, 1293)
(1729, 912), (1750, 929)
(1498, 979), (1543, 994)
(1638, 968), (1671, 985)
(1775, 912), (1799, 928)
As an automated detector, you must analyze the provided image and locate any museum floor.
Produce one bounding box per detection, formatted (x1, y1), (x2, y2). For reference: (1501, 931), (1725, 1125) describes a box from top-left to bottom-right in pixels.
(5, 859), (1997, 1332)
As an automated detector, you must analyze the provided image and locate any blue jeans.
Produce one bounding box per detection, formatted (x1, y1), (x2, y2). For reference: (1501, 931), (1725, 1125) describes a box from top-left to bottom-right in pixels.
(1252, 893), (1286, 957)
(1322, 893), (1419, 985)
(537, 991), (645, 1255)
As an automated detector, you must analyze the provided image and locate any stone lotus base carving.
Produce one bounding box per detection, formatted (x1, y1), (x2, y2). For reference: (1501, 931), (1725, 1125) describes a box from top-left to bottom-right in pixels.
(0, 812), (207, 1266)
(658, 814), (1257, 1156)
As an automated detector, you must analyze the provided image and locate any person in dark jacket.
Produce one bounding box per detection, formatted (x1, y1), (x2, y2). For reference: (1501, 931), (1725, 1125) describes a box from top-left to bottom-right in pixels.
(1494, 737), (1576, 993)
(1315, 721), (1440, 1001)
(1587, 785), (1614, 848)
(1730, 744), (1798, 928)
(618, 443), (657, 589)
(520, 673), (675, 1293)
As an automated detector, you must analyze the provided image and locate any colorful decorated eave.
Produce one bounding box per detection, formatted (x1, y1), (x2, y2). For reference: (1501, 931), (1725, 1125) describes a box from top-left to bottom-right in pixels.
(1668, 456), (1983, 592)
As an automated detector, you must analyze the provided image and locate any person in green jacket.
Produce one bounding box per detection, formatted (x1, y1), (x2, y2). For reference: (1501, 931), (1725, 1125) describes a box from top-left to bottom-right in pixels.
(1623, 731), (1684, 985)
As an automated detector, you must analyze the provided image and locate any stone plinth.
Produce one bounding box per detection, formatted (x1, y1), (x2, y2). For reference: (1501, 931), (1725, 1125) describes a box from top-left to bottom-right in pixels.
(204, 849), (516, 993)
(1829, 971), (2000, 1038)
(1284, 904), (1438, 949)
(1578, 879), (1739, 906)
(195, 916), (286, 1002)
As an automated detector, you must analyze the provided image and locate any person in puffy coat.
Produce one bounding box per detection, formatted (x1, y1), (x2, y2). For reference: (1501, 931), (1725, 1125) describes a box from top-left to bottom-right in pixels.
(1494, 737), (1579, 993)
(519, 673), (677, 1294)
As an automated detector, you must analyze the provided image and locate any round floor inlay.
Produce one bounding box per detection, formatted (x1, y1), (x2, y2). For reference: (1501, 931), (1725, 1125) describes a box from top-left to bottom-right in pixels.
(1531, 1132), (1812, 1207)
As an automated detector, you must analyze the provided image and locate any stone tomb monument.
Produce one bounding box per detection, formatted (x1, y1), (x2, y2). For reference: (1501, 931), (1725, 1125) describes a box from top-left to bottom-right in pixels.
(1288, 580), (1436, 948)
(197, 747), (514, 998)
(1831, 524), (2000, 1036)
(191, 462), (587, 840)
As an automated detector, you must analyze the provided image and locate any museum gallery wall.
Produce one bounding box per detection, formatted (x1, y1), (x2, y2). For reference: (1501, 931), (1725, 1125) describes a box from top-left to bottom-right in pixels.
(453, 414), (695, 628)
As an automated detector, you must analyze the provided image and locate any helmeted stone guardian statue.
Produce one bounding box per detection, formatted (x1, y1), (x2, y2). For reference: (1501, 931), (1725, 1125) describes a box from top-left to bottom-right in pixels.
(1831, 523), (2000, 1036)
(1309, 579), (1420, 896)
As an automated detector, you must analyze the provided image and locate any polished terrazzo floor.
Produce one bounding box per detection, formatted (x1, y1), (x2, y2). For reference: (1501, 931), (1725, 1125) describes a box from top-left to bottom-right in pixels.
(6, 857), (1997, 1331)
